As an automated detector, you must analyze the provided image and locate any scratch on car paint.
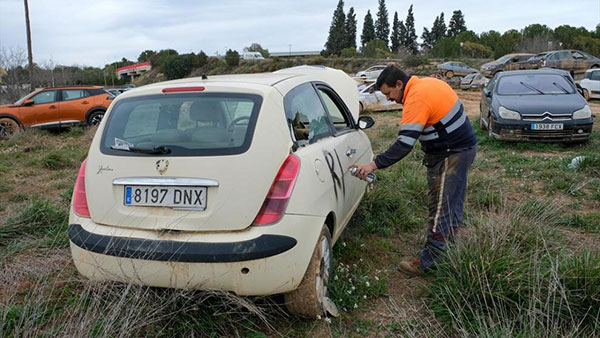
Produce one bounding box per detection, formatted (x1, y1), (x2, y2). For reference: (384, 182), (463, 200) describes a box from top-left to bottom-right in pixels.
(324, 150), (345, 201)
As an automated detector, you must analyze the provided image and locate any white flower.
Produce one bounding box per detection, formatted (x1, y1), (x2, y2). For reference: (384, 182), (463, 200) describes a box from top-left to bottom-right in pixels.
(353, 303), (358, 309)
(351, 286), (356, 291)
(347, 290), (352, 294)
(342, 242), (346, 247)
(324, 318), (332, 324)
(366, 281), (370, 287)
(375, 276), (379, 281)
(363, 295), (367, 299)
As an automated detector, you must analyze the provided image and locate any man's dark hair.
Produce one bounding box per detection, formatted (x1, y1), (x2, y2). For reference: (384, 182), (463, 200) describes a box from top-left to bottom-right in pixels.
(375, 65), (409, 90)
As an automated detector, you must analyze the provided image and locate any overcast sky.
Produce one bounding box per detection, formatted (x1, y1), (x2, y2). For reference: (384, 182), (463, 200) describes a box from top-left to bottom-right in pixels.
(1, 0), (599, 68)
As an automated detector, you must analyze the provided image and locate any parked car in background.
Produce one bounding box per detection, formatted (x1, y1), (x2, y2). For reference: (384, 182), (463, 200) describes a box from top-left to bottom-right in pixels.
(541, 50), (600, 78)
(355, 65), (387, 79)
(460, 73), (489, 90)
(580, 68), (600, 101)
(105, 89), (122, 97)
(358, 82), (401, 112)
(120, 84), (136, 90)
(436, 61), (478, 78)
(480, 53), (533, 77)
(67, 66), (375, 318)
(505, 52), (549, 72)
(0, 86), (113, 138)
(242, 52), (265, 60)
(480, 69), (593, 142)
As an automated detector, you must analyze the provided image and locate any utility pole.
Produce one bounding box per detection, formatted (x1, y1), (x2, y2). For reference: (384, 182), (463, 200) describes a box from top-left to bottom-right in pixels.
(23, 0), (34, 89)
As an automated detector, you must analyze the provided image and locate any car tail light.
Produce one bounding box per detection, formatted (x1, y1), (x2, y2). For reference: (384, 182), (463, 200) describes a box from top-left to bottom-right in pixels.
(162, 86), (205, 93)
(253, 155), (300, 226)
(73, 159), (90, 218)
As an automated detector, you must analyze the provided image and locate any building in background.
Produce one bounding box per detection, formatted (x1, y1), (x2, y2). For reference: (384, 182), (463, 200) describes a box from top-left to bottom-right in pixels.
(116, 62), (151, 80)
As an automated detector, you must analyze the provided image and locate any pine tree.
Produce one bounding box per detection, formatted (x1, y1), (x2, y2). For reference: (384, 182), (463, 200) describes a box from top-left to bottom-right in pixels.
(399, 21), (408, 49)
(431, 12), (447, 44)
(345, 7), (357, 49)
(361, 10), (376, 46)
(375, 0), (390, 46)
(421, 27), (434, 49)
(324, 0), (346, 55)
(447, 10), (467, 38)
(404, 5), (418, 54)
(390, 12), (400, 53)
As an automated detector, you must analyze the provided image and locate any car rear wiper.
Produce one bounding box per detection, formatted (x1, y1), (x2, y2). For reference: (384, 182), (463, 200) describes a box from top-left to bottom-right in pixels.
(552, 82), (569, 94)
(519, 81), (544, 95)
(111, 145), (172, 154)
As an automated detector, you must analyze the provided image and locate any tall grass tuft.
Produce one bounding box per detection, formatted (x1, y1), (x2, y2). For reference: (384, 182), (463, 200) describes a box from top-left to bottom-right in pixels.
(423, 199), (600, 336)
(0, 198), (68, 246)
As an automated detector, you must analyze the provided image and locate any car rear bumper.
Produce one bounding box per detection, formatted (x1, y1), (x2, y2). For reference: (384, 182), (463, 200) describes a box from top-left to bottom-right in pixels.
(490, 120), (593, 142)
(68, 213), (324, 296)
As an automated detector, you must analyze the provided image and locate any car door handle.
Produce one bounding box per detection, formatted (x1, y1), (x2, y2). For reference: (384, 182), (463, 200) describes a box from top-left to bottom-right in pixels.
(82, 101), (89, 104)
(346, 148), (356, 157)
(49, 105), (57, 109)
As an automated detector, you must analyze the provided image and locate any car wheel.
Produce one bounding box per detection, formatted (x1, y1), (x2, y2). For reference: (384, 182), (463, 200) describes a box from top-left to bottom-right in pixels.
(87, 111), (105, 126)
(359, 102), (364, 114)
(445, 70), (454, 78)
(284, 225), (332, 318)
(0, 117), (21, 139)
(582, 89), (591, 101)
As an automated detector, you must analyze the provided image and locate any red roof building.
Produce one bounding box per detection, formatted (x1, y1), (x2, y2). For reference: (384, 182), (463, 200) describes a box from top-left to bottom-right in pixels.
(116, 61), (151, 80)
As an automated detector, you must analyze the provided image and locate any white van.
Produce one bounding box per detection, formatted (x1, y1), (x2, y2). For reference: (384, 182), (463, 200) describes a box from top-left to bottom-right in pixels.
(242, 52), (265, 60)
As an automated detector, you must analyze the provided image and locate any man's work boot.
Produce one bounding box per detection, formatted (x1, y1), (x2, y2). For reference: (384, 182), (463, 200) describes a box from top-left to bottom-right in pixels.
(398, 258), (423, 275)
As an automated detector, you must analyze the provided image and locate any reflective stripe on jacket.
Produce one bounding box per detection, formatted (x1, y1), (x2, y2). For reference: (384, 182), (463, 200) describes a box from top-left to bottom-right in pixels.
(374, 76), (476, 169)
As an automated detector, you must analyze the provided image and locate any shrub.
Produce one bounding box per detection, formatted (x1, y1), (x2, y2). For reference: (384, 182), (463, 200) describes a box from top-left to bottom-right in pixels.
(160, 55), (192, 80)
(340, 48), (357, 58)
(402, 54), (428, 68)
(225, 49), (240, 67)
(462, 41), (493, 58)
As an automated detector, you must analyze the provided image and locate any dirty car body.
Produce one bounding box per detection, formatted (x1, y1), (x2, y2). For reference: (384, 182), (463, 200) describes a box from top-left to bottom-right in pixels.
(480, 53), (533, 77)
(480, 69), (593, 142)
(67, 66), (374, 317)
(436, 61), (478, 77)
(358, 82), (402, 112)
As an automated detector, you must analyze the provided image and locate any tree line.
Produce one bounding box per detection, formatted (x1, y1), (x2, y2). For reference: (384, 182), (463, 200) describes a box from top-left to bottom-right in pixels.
(323, 0), (600, 59)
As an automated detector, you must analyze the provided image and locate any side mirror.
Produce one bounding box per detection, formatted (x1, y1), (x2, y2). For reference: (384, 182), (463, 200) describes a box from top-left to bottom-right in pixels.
(358, 116), (375, 130)
(483, 88), (491, 98)
(23, 99), (34, 106)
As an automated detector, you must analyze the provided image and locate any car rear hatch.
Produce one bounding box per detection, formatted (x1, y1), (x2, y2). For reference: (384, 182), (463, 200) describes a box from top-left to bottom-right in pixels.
(85, 89), (292, 232)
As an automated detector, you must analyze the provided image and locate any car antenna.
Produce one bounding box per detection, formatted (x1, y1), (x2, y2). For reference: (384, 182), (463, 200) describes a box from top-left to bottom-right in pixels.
(201, 74), (208, 80)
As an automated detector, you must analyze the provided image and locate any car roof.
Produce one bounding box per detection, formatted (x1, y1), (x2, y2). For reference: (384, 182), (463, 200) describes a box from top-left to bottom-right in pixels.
(41, 85), (103, 90)
(496, 69), (570, 77)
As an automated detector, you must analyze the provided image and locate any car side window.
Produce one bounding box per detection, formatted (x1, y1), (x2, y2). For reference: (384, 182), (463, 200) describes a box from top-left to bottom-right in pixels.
(62, 89), (89, 101)
(558, 51), (572, 60)
(591, 71), (600, 81)
(316, 86), (352, 133)
(31, 91), (57, 104)
(284, 83), (333, 145)
(571, 51), (584, 59)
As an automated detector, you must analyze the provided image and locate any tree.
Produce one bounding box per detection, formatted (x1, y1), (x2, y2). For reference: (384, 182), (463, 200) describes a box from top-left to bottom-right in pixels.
(361, 10), (376, 46)
(161, 55), (192, 80)
(196, 50), (208, 67)
(495, 29), (522, 58)
(324, 0), (346, 55)
(479, 30), (502, 50)
(156, 49), (179, 67)
(224, 49), (240, 67)
(430, 37), (461, 58)
(431, 13), (446, 44)
(447, 10), (467, 38)
(361, 39), (393, 58)
(398, 20), (408, 48)
(404, 5), (418, 54)
(522, 24), (553, 39)
(554, 25), (590, 49)
(138, 50), (156, 63)
(375, 0), (390, 46)
(390, 12), (401, 53)
(421, 27), (434, 50)
(462, 42), (492, 58)
(246, 43), (270, 58)
(456, 30), (478, 43)
(345, 7), (357, 50)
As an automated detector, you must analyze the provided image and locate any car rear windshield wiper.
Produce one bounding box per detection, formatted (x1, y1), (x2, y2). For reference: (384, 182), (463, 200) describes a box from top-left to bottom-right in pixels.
(552, 82), (569, 94)
(519, 81), (544, 95)
(111, 145), (172, 154)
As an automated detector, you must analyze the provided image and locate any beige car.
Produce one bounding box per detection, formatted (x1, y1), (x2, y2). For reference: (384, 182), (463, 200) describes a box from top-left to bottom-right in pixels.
(68, 66), (374, 318)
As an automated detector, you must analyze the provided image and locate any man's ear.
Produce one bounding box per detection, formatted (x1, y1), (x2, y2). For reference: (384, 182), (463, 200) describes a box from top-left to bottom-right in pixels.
(395, 80), (404, 90)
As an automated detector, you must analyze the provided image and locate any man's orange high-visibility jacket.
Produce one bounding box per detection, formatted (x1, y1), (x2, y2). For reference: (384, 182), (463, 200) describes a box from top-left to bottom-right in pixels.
(374, 76), (477, 169)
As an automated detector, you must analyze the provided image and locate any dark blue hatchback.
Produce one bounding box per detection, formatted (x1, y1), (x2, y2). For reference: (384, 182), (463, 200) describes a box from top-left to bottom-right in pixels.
(480, 69), (594, 142)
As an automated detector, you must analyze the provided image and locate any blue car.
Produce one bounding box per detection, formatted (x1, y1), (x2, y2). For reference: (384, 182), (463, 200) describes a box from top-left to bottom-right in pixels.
(479, 69), (593, 142)
(436, 61), (478, 78)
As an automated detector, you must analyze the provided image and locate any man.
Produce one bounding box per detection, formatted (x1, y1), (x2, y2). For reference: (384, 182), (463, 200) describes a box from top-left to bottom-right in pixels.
(351, 66), (477, 274)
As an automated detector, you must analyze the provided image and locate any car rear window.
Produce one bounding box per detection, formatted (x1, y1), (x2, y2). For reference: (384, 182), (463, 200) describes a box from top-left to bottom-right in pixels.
(497, 74), (575, 95)
(100, 93), (262, 156)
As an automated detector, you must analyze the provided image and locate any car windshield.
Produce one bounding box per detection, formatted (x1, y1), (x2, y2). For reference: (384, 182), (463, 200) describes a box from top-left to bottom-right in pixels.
(496, 55), (512, 63)
(463, 74), (476, 81)
(15, 93), (32, 105)
(100, 93), (262, 156)
(497, 74), (575, 95)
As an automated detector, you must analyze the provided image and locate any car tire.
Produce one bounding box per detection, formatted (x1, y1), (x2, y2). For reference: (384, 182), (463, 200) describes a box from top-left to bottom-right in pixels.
(87, 110), (105, 126)
(582, 89), (591, 101)
(284, 225), (332, 318)
(0, 117), (21, 139)
(359, 102), (364, 114)
(488, 116), (495, 140)
(445, 70), (454, 78)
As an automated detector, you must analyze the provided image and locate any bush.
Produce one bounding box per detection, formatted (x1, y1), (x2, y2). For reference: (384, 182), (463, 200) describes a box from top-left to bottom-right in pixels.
(402, 54), (428, 68)
(306, 56), (324, 65)
(462, 41), (493, 58)
(160, 55), (192, 80)
(340, 48), (357, 58)
(430, 38), (461, 58)
(225, 49), (240, 68)
(360, 39), (393, 59)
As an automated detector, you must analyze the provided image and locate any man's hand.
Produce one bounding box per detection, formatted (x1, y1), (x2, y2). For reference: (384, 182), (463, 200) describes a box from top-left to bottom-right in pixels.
(349, 161), (378, 180)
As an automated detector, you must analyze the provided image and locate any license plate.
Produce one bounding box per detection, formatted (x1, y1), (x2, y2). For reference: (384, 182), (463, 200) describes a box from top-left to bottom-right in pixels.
(124, 186), (207, 210)
(531, 123), (563, 130)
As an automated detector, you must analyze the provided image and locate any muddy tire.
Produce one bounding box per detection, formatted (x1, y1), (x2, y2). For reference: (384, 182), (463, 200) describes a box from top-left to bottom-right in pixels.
(445, 70), (454, 78)
(583, 89), (591, 101)
(0, 117), (21, 139)
(87, 111), (105, 126)
(284, 225), (332, 318)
